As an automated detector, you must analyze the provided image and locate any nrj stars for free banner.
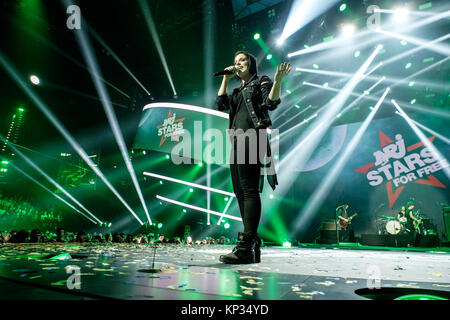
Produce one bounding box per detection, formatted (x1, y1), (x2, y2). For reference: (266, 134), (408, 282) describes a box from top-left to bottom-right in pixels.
(355, 131), (448, 208)
(290, 115), (449, 240)
(350, 115), (449, 238)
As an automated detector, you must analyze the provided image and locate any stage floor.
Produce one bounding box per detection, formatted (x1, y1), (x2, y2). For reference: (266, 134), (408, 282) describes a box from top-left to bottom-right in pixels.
(0, 243), (449, 300)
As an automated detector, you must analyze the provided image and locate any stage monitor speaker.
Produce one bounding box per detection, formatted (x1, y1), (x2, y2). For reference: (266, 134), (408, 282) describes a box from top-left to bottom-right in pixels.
(417, 235), (440, 248)
(443, 207), (450, 242)
(361, 234), (409, 247)
(318, 230), (338, 244)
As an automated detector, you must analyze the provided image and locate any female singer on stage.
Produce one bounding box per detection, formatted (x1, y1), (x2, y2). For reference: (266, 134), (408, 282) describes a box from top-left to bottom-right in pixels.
(215, 51), (290, 264)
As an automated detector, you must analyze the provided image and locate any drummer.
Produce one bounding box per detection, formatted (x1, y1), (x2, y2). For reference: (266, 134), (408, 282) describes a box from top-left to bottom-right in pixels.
(397, 206), (407, 223)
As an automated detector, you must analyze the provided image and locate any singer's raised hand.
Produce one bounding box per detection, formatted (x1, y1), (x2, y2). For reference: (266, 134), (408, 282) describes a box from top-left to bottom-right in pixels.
(274, 62), (291, 83)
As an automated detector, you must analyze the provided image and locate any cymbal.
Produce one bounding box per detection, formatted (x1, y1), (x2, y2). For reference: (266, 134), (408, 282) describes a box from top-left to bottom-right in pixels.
(379, 216), (396, 220)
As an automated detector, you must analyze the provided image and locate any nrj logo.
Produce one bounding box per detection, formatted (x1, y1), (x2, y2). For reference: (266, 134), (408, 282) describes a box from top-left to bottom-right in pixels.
(156, 110), (185, 146)
(355, 130), (448, 208)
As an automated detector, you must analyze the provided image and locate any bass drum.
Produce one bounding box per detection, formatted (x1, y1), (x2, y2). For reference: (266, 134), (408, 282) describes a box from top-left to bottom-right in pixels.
(386, 220), (402, 235)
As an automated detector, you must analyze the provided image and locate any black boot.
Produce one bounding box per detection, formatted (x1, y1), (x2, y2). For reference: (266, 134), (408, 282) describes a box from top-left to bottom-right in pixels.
(254, 234), (261, 263)
(220, 232), (256, 264)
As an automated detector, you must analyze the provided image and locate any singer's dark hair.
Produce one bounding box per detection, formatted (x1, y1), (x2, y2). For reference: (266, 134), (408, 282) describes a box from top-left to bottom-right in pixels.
(234, 51), (258, 79)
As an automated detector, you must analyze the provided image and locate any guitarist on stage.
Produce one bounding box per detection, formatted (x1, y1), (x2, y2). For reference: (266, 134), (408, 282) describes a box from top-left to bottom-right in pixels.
(405, 201), (421, 246)
(336, 204), (356, 242)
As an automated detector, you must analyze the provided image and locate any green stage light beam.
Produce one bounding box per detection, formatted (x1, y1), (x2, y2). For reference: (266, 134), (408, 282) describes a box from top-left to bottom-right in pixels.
(395, 112), (450, 145)
(283, 241), (292, 248)
(292, 87), (390, 236)
(45, 81), (130, 110)
(139, 0), (177, 96)
(13, 18), (130, 98)
(66, 1), (152, 226)
(392, 100), (450, 180)
(88, 26), (151, 96)
(254, 35), (279, 67)
(156, 195), (242, 222)
(0, 52), (143, 225)
(5, 160), (97, 224)
(1, 134), (102, 224)
(217, 197), (234, 225)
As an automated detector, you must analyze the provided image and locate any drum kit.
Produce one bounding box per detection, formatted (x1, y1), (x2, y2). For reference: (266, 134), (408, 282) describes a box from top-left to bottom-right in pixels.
(378, 216), (405, 235)
(378, 211), (434, 235)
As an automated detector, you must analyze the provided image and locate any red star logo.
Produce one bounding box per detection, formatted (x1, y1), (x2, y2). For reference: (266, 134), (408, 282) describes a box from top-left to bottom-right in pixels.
(156, 110), (185, 147)
(354, 130), (445, 208)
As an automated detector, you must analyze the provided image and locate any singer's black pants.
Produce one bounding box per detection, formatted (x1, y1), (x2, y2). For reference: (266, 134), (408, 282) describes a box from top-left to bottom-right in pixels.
(229, 132), (262, 236)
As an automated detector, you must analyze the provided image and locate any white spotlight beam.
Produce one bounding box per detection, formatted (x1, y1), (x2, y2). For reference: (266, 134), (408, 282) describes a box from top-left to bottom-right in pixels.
(292, 87), (391, 235)
(139, 0), (177, 96)
(334, 77), (386, 121)
(276, 104), (313, 129)
(66, 1), (152, 226)
(2, 134), (102, 224)
(276, 120), (323, 149)
(288, 10), (450, 58)
(88, 26), (152, 96)
(366, 76), (386, 93)
(271, 78), (338, 124)
(297, 51), (450, 92)
(143, 172), (235, 197)
(278, 0), (340, 45)
(382, 33), (450, 66)
(295, 66), (441, 91)
(392, 100), (450, 180)
(377, 29), (450, 56)
(302, 81), (364, 99)
(0, 51), (144, 225)
(272, 45), (383, 202)
(375, 9), (439, 17)
(7, 161), (97, 224)
(156, 195), (242, 222)
(388, 56), (450, 91)
(395, 112), (450, 145)
(400, 103), (450, 120)
(363, 62), (384, 78)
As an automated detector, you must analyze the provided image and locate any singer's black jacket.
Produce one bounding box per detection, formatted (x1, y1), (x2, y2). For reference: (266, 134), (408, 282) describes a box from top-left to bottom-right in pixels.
(215, 74), (280, 192)
(215, 74), (281, 130)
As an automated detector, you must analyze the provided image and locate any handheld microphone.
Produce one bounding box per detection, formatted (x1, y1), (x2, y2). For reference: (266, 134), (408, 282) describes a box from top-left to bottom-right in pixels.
(213, 68), (236, 77)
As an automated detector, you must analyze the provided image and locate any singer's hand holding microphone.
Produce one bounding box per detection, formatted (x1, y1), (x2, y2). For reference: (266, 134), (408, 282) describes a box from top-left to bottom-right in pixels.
(214, 66), (237, 79)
